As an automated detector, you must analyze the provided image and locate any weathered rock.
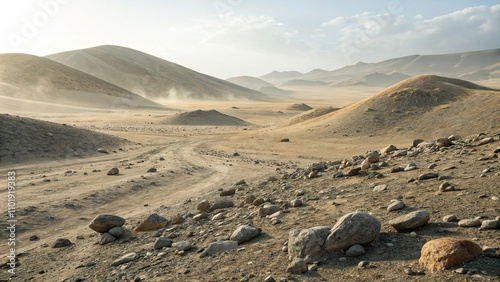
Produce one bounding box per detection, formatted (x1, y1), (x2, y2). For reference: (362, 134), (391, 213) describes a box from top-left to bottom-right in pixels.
(443, 214), (458, 222)
(439, 182), (455, 192)
(480, 220), (499, 229)
(345, 244), (365, 257)
(458, 218), (481, 227)
(263, 275), (276, 282)
(220, 188), (236, 196)
(99, 233), (116, 245)
(147, 168), (157, 173)
(153, 237), (173, 250)
(229, 225), (261, 244)
(252, 198), (265, 206)
(211, 199), (234, 211)
(108, 226), (124, 238)
(436, 138), (451, 147)
(199, 240), (238, 258)
(171, 214), (184, 224)
(345, 167), (361, 177)
(291, 199), (303, 207)
(111, 252), (137, 266)
(288, 226), (330, 263)
(244, 195), (256, 204)
(365, 151), (380, 163)
(389, 210), (430, 232)
(107, 168), (119, 175)
(373, 184), (387, 192)
(135, 213), (168, 232)
(387, 200), (405, 212)
(211, 212), (224, 221)
(419, 238), (482, 272)
(380, 145), (397, 155)
(97, 148), (109, 154)
(52, 238), (72, 248)
(193, 213), (207, 221)
(477, 137), (494, 145)
(172, 241), (192, 251)
(259, 204), (280, 217)
(286, 258), (308, 274)
(412, 139), (424, 147)
(417, 173), (438, 180)
(324, 212), (381, 252)
(89, 214), (126, 233)
(280, 138), (290, 142)
(196, 200), (211, 211)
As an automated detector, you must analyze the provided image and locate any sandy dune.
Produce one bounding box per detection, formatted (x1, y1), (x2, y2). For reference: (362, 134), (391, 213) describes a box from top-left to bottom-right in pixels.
(159, 109), (252, 126)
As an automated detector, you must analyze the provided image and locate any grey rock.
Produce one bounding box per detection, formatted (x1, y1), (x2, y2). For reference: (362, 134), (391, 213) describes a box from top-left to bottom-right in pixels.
(291, 199), (303, 207)
(52, 238), (72, 248)
(480, 220), (499, 229)
(389, 210), (430, 232)
(417, 173), (439, 180)
(443, 214), (458, 222)
(199, 240), (238, 258)
(229, 225), (261, 244)
(99, 233), (116, 245)
(380, 145), (397, 155)
(288, 226), (330, 263)
(196, 200), (211, 211)
(220, 188), (236, 196)
(345, 167), (361, 176)
(286, 258), (308, 274)
(111, 252), (137, 266)
(259, 204), (280, 217)
(211, 199), (234, 211)
(89, 214), (125, 233)
(172, 241), (192, 251)
(458, 218), (481, 227)
(387, 200), (405, 212)
(107, 168), (119, 175)
(373, 184), (387, 192)
(365, 151), (380, 163)
(324, 212), (381, 252)
(108, 227), (124, 238)
(153, 237), (173, 249)
(244, 195), (256, 204)
(345, 244), (365, 257)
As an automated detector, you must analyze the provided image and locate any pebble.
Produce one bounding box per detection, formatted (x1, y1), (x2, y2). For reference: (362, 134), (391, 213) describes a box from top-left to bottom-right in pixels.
(458, 218), (481, 227)
(358, 261), (369, 268)
(111, 252), (137, 266)
(345, 244), (365, 257)
(387, 200), (405, 212)
(373, 184), (387, 192)
(443, 214), (458, 222)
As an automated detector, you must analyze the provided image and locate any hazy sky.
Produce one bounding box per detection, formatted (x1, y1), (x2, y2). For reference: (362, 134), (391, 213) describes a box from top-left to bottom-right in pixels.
(1, 0), (499, 78)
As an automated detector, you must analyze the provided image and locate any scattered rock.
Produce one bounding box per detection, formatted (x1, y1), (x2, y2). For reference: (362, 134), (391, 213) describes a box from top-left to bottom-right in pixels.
(458, 218), (481, 227)
(324, 212), (381, 252)
(220, 188), (236, 196)
(200, 241), (238, 258)
(230, 225), (261, 244)
(111, 252), (137, 267)
(443, 214), (458, 222)
(387, 200), (405, 212)
(107, 168), (119, 175)
(417, 173), (438, 180)
(259, 204), (280, 217)
(288, 226), (330, 263)
(147, 168), (157, 173)
(419, 238), (482, 272)
(108, 227), (124, 238)
(345, 244), (365, 257)
(135, 213), (168, 232)
(211, 199), (234, 211)
(89, 214), (125, 233)
(99, 233), (116, 245)
(358, 261), (369, 268)
(345, 167), (361, 177)
(286, 258), (308, 274)
(413, 139), (424, 147)
(477, 137), (494, 145)
(52, 238), (72, 248)
(365, 151), (380, 163)
(97, 148), (109, 154)
(389, 210), (430, 232)
(280, 138), (290, 142)
(252, 198), (265, 206)
(439, 182), (455, 192)
(380, 145), (397, 155)
(291, 199), (303, 207)
(373, 184), (387, 192)
(172, 241), (192, 251)
(153, 237), (173, 250)
(171, 213), (184, 224)
(196, 200), (211, 211)
(436, 138), (451, 147)
(480, 220), (499, 229)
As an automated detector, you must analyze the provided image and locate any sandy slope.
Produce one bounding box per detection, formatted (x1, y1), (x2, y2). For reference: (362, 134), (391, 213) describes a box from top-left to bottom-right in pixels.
(46, 45), (269, 101)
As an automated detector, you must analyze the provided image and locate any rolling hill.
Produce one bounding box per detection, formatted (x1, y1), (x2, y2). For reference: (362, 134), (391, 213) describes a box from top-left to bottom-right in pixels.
(281, 75), (500, 138)
(226, 76), (293, 96)
(160, 110), (252, 126)
(46, 45), (269, 101)
(0, 53), (166, 112)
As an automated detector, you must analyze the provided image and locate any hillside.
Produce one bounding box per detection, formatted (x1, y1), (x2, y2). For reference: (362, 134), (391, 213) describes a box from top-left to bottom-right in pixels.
(0, 53), (166, 111)
(226, 76), (293, 96)
(46, 45), (268, 101)
(160, 109), (252, 126)
(332, 72), (411, 87)
(281, 75), (500, 138)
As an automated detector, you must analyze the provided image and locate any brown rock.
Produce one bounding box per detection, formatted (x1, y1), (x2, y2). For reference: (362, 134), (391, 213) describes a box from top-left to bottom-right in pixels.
(219, 188), (236, 196)
(107, 168), (119, 175)
(135, 213), (168, 232)
(196, 200), (211, 211)
(89, 214), (126, 233)
(436, 138), (451, 147)
(419, 238), (482, 272)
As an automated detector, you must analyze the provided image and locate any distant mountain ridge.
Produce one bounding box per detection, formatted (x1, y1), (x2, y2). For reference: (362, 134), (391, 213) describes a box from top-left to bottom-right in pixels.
(46, 45), (269, 101)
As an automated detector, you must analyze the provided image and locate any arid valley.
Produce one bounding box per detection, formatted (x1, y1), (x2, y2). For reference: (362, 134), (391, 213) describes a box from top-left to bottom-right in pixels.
(0, 43), (499, 282)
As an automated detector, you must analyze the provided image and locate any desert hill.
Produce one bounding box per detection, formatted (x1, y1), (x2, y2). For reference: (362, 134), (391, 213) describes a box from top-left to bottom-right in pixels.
(261, 49), (500, 85)
(160, 109), (252, 126)
(285, 103), (313, 111)
(281, 75), (500, 138)
(332, 72), (411, 87)
(226, 76), (293, 96)
(279, 106), (339, 127)
(46, 45), (268, 101)
(0, 114), (130, 164)
(0, 53), (166, 111)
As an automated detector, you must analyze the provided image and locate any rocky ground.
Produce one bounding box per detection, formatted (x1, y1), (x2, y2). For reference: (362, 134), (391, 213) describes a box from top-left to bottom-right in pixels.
(2, 129), (499, 282)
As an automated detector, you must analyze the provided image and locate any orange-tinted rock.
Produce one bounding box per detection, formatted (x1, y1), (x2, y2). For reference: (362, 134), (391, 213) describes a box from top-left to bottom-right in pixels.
(419, 238), (482, 272)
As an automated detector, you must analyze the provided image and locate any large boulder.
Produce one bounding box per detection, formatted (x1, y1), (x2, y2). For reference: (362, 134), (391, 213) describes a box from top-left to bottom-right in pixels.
(419, 238), (482, 272)
(89, 214), (126, 233)
(288, 226), (330, 263)
(324, 212), (381, 252)
(229, 225), (261, 244)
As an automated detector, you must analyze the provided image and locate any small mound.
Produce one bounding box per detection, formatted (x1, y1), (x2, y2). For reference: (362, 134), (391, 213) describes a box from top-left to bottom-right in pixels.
(0, 114), (129, 164)
(279, 107), (339, 127)
(161, 110), (251, 126)
(286, 103), (313, 111)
